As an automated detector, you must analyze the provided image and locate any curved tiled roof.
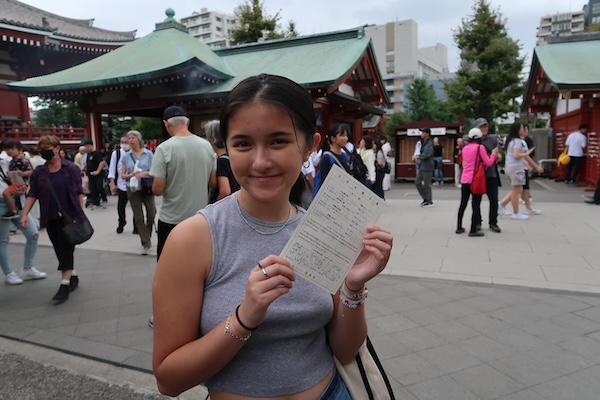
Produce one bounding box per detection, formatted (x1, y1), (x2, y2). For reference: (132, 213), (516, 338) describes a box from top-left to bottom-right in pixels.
(0, 0), (136, 42)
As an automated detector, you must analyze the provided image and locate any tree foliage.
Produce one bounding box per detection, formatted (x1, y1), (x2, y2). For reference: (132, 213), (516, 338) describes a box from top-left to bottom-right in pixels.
(383, 111), (410, 137)
(131, 117), (163, 140)
(33, 99), (85, 128)
(405, 78), (454, 122)
(230, 1), (299, 44)
(586, 23), (600, 32)
(443, 0), (524, 131)
(230, 0), (283, 44)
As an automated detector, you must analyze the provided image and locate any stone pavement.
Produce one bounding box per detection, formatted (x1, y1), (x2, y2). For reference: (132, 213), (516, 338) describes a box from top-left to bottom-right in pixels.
(0, 177), (599, 399)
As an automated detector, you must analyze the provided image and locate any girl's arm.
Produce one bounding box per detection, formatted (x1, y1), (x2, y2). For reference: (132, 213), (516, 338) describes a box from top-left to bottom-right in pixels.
(479, 145), (498, 167)
(153, 216), (296, 396)
(326, 225), (393, 364)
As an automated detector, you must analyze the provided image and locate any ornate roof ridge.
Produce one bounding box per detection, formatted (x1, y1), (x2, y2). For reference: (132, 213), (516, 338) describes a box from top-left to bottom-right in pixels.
(1, 0), (136, 41)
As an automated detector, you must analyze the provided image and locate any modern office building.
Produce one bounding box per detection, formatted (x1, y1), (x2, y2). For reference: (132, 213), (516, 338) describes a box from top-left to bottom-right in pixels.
(179, 8), (235, 49)
(365, 20), (452, 114)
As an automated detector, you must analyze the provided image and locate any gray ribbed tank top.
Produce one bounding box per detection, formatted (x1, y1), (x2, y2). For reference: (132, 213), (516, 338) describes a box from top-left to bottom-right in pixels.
(199, 193), (334, 397)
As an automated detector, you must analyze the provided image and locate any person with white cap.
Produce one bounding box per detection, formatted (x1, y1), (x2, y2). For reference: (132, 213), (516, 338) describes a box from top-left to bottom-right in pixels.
(456, 128), (500, 236)
(476, 117), (503, 233)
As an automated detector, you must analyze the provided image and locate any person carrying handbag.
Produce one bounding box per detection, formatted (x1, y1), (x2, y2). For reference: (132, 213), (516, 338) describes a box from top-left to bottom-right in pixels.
(456, 128), (499, 237)
(20, 135), (89, 302)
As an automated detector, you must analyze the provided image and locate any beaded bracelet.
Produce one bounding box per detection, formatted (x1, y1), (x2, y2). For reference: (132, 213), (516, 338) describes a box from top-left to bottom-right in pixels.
(225, 314), (252, 341)
(341, 281), (367, 300)
(339, 283), (368, 309)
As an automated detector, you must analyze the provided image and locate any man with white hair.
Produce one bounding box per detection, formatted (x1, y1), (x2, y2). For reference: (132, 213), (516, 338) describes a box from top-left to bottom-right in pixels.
(150, 106), (216, 261)
(148, 105), (216, 328)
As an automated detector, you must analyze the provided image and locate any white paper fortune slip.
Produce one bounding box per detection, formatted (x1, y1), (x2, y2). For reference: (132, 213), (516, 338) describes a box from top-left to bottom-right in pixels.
(280, 164), (386, 294)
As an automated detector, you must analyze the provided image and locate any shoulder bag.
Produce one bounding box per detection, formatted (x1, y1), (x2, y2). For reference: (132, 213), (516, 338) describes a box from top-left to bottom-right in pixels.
(333, 336), (396, 400)
(43, 171), (94, 245)
(557, 147), (570, 166)
(470, 145), (487, 195)
(129, 153), (154, 195)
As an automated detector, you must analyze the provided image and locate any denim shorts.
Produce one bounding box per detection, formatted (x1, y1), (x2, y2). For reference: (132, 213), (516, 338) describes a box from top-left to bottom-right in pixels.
(318, 369), (351, 400)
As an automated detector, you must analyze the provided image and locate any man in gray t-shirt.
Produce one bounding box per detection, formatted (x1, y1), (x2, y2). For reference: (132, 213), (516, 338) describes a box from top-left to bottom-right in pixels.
(477, 117), (503, 233)
(150, 106), (216, 261)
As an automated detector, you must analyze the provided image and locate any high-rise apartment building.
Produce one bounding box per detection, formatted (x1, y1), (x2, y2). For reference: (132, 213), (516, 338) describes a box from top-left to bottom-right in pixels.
(365, 20), (452, 114)
(180, 8), (235, 49)
(536, 10), (585, 45)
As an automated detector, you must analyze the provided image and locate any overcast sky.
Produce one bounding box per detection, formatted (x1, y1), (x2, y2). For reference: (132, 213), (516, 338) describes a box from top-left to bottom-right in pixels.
(19, 0), (586, 71)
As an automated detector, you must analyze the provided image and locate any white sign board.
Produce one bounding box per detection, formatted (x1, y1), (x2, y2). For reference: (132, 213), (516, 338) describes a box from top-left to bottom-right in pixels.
(406, 127), (447, 136)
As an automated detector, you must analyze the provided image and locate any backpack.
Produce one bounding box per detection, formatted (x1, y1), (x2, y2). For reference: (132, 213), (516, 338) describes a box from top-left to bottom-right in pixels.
(313, 151), (344, 197)
(343, 147), (368, 182)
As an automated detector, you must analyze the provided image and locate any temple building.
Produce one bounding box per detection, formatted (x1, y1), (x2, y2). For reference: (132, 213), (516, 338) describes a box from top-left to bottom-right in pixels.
(0, 0), (135, 127)
(8, 9), (388, 148)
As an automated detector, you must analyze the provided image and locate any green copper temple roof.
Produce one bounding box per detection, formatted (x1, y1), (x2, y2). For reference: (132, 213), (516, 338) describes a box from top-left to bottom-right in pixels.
(9, 25), (377, 98)
(534, 39), (600, 89)
(9, 27), (234, 91)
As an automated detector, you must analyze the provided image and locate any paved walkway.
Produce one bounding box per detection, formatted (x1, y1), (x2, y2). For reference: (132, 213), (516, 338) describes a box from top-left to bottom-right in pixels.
(1, 177), (599, 399)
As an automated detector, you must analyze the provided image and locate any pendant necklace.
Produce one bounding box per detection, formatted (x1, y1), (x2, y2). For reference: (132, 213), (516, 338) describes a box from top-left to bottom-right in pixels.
(236, 196), (293, 235)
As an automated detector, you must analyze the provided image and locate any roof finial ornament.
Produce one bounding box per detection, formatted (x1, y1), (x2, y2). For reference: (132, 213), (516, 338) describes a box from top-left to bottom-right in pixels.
(165, 8), (175, 22)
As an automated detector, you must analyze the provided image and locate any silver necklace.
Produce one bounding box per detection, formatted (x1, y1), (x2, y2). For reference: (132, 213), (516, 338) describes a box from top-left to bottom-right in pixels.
(236, 197), (293, 235)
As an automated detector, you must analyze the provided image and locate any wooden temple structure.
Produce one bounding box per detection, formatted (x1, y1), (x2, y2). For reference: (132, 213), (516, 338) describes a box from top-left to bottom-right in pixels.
(8, 8), (388, 149)
(0, 0), (135, 133)
(523, 33), (600, 188)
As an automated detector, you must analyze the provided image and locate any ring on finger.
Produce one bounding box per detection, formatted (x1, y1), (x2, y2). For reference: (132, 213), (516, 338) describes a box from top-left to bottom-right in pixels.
(258, 261), (270, 279)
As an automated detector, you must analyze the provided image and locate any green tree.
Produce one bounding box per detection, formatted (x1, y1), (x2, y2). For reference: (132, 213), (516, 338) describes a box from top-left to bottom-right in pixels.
(230, 0), (283, 44)
(585, 22), (600, 32)
(286, 20), (299, 38)
(443, 0), (524, 131)
(406, 78), (456, 122)
(383, 111), (409, 137)
(33, 99), (85, 128)
(131, 117), (163, 140)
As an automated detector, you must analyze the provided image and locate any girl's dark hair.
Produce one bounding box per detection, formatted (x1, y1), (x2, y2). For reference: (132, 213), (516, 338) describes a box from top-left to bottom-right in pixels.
(321, 122), (349, 152)
(220, 74), (316, 206)
(363, 135), (373, 150)
(505, 122), (523, 151)
(374, 138), (383, 154)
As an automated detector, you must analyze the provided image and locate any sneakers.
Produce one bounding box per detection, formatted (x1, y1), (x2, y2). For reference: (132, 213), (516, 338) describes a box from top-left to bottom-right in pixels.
(1, 210), (19, 219)
(422, 202), (435, 208)
(69, 275), (79, 292)
(5, 272), (23, 285)
(585, 199), (600, 205)
(455, 227), (465, 234)
(101, 201), (108, 209)
(148, 316), (154, 328)
(525, 209), (541, 215)
(52, 284), (70, 303)
(468, 231), (485, 237)
(497, 202), (510, 216)
(420, 200), (427, 207)
(489, 224), (502, 233)
(20, 267), (46, 280)
(116, 221), (126, 234)
(511, 213), (529, 220)
(142, 246), (151, 256)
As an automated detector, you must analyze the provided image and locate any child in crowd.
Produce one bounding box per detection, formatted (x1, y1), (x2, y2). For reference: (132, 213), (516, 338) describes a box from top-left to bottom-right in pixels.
(1, 140), (32, 219)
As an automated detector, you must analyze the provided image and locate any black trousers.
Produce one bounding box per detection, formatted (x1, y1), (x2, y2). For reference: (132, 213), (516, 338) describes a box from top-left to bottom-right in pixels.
(88, 173), (106, 205)
(46, 218), (75, 270)
(593, 178), (600, 202)
(116, 188), (129, 227)
(457, 184), (482, 233)
(157, 220), (177, 262)
(565, 156), (583, 182)
(484, 177), (499, 226)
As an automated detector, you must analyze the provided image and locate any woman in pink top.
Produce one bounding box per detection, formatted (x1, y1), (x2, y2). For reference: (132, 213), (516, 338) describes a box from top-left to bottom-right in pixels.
(456, 128), (500, 236)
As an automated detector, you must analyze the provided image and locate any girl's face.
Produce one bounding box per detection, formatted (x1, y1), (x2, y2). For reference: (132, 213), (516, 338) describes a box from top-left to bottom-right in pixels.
(330, 130), (348, 149)
(359, 139), (365, 148)
(519, 125), (526, 137)
(226, 102), (315, 204)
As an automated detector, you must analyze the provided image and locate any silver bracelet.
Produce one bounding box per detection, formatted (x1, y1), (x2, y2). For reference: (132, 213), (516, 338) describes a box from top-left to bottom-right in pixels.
(225, 314), (251, 341)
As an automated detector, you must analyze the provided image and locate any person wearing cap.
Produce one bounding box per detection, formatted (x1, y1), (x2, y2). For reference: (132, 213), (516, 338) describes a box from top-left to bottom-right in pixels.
(456, 128), (500, 236)
(476, 117), (503, 233)
(150, 106), (216, 262)
(414, 127), (434, 207)
(83, 139), (107, 210)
